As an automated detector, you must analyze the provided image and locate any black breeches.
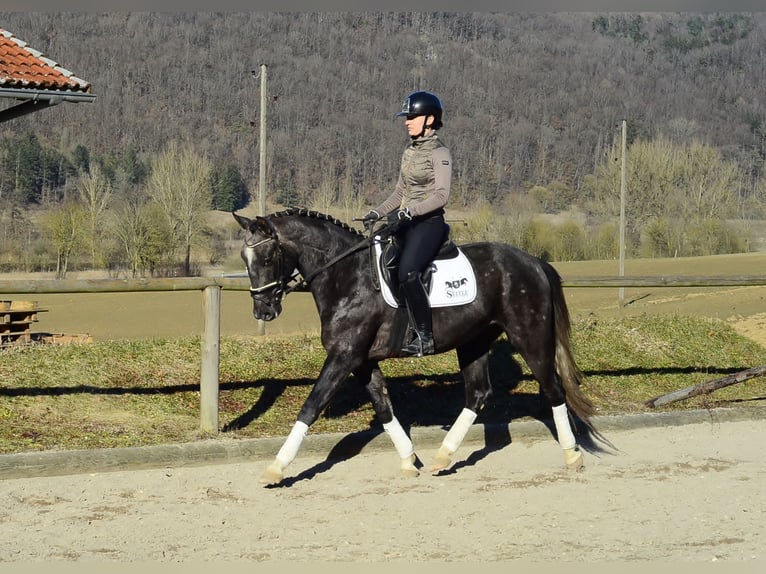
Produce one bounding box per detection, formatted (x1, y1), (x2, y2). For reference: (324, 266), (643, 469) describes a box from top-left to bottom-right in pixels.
(397, 213), (447, 283)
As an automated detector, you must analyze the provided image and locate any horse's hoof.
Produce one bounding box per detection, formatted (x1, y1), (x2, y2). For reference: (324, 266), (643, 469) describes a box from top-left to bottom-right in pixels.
(429, 445), (453, 473)
(564, 447), (584, 471)
(400, 454), (420, 477)
(259, 462), (284, 485)
(430, 457), (451, 473)
(401, 466), (420, 478)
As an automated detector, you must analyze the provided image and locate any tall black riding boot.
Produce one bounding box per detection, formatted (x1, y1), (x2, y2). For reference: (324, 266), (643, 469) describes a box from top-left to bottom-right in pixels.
(399, 272), (435, 357)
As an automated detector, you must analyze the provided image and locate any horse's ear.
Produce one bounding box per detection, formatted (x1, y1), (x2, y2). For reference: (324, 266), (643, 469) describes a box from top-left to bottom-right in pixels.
(232, 211), (252, 231)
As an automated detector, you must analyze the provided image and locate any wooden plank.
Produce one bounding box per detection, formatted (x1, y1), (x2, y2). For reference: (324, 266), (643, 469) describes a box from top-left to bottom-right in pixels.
(0, 331), (31, 345)
(645, 365), (766, 408)
(34, 332), (93, 345)
(8, 300), (39, 311)
(0, 314), (38, 324)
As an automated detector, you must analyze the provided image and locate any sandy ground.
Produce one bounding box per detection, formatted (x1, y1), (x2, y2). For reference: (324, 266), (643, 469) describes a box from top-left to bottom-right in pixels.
(1, 416), (764, 563)
(731, 312), (766, 350)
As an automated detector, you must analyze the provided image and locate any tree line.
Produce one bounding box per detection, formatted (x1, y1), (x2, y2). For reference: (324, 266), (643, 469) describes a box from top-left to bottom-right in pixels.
(0, 141), (241, 278)
(0, 12), (764, 275)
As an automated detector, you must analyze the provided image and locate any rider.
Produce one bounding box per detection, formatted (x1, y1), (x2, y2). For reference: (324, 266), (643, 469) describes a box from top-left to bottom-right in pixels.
(362, 90), (452, 357)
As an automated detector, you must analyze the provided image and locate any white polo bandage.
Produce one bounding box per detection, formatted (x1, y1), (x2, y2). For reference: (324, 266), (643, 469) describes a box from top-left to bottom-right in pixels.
(442, 408), (477, 454)
(383, 416), (414, 459)
(275, 421), (309, 467)
(552, 403), (576, 450)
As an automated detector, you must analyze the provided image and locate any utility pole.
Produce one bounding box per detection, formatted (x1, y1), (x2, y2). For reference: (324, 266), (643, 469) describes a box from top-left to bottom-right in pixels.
(252, 64), (268, 336)
(258, 63), (267, 219)
(619, 119), (627, 307)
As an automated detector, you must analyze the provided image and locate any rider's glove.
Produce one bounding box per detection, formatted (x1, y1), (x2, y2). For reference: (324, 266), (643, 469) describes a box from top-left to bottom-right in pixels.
(361, 210), (380, 231)
(387, 208), (412, 231)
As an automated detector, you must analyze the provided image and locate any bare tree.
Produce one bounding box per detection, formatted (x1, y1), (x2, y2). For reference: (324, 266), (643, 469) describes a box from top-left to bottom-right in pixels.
(110, 197), (153, 278)
(75, 163), (112, 269)
(39, 202), (87, 279)
(145, 142), (212, 276)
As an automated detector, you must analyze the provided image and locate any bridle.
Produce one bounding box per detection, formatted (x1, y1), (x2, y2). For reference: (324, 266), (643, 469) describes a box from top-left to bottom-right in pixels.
(243, 233), (298, 309)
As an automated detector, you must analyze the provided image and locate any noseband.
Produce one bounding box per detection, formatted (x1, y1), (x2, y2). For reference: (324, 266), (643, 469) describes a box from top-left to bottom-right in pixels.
(244, 234), (295, 307)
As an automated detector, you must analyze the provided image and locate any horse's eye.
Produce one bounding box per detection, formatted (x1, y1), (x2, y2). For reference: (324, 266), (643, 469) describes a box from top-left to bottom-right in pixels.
(263, 258), (273, 267)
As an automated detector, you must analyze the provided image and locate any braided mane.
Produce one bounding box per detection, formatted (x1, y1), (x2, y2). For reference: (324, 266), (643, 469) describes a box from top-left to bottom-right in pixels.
(270, 206), (364, 237)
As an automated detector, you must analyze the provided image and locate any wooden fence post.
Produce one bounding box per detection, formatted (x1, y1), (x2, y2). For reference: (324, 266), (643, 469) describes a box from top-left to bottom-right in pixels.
(200, 285), (221, 433)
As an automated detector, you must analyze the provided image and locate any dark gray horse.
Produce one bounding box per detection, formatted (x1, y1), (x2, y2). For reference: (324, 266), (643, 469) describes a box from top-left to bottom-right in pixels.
(233, 208), (603, 485)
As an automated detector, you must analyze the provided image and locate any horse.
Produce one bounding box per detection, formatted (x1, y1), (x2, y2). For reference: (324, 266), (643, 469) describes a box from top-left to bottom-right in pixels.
(233, 207), (605, 486)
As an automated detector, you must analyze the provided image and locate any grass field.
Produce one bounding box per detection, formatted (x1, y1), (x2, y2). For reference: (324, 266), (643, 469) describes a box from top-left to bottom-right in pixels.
(1, 252), (765, 455)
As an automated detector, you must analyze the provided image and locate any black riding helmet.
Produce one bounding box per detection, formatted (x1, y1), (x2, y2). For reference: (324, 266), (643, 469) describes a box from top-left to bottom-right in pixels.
(396, 90), (443, 130)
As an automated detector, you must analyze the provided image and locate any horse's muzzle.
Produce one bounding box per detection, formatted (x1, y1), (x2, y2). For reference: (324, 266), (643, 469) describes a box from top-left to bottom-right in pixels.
(252, 297), (281, 322)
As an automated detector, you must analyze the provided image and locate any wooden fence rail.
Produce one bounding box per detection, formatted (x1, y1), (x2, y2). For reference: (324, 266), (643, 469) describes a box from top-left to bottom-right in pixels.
(0, 277), (248, 294)
(2, 274), (765, 433)
(561, 275), (766, 287)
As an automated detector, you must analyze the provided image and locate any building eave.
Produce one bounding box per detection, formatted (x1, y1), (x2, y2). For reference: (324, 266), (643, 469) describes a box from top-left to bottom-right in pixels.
(0, 88), (96, 122)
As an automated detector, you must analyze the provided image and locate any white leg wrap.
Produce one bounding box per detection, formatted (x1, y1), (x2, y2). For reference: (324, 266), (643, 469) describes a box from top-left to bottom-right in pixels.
(552, 403), (576, 450)
(442, 408), (477, 454)
(383, 416), (414, 459)
(275, 421), (309, 467)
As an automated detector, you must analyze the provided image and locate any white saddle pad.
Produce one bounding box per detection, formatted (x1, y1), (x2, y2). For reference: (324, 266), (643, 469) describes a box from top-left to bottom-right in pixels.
(374, 239), (477, 308)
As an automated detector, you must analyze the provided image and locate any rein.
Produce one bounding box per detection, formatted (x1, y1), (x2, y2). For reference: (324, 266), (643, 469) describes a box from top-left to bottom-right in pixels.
(284, 235), (374, 295)
(245, 209), (393, 299)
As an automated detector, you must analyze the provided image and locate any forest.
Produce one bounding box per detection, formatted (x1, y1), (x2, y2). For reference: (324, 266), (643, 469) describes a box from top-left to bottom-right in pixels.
(1, 12), (765, 276)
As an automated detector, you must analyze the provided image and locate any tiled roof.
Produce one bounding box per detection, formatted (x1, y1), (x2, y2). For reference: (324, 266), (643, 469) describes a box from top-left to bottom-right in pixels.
(0, 28), (91, 93)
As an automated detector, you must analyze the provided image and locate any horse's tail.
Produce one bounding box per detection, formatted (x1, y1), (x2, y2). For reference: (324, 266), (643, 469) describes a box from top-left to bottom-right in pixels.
(542, 262), (600, 436)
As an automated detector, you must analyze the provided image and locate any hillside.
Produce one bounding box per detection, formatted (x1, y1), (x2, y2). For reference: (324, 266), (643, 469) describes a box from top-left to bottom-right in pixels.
(1, 12), (764, 209)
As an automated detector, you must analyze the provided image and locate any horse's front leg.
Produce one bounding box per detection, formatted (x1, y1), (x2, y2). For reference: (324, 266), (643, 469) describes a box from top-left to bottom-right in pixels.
(359, 362), (420, 477)
(260, 353), (355, 486)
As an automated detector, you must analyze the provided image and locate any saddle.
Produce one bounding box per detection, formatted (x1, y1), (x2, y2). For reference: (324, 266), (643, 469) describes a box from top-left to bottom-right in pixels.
(371, 224), (477, 309)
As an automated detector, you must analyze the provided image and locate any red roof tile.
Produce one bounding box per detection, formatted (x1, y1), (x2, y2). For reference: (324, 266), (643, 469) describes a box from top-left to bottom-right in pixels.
(0, 28), (91, 93)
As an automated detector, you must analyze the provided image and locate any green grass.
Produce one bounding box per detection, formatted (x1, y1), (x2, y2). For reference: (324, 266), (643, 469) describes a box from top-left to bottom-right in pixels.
(1, 314), (765, 455)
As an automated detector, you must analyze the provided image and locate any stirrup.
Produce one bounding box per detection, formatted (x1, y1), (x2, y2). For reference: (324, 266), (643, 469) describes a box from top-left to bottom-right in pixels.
(400, 332), (434, 357)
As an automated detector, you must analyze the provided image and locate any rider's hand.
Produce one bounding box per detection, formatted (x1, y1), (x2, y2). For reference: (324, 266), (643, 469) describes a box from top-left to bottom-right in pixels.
(362, 210), (380, 231)
(387, 208), (412, 231)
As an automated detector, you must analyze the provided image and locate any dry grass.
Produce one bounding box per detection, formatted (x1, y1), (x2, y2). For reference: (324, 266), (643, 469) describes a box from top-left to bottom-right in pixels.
(1, 313), (765, 455)
(2, 252), (766, 454)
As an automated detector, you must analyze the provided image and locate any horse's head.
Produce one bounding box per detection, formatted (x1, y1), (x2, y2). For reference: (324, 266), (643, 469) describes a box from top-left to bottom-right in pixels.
(233, 212), (289, 321)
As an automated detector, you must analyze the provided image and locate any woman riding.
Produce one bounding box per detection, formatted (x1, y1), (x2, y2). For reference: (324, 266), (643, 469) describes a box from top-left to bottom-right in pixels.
(362, 90), (452, 357)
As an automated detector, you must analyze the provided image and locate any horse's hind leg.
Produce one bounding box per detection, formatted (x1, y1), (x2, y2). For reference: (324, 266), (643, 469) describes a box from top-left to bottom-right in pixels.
(363, 363), (420, 477)
(523, 351), (584, 471)
(430, 338), (493, 473)
(552, 397), (583, 470)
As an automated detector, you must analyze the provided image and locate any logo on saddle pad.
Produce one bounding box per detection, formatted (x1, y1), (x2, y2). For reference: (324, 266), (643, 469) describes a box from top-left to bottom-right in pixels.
(374, 240), (477, 308)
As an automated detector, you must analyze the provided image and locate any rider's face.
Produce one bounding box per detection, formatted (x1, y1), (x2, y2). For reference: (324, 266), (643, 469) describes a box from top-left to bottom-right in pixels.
(404, 114), (433, 136)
